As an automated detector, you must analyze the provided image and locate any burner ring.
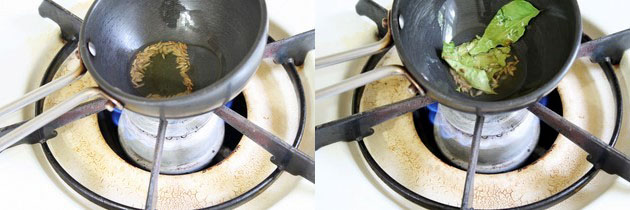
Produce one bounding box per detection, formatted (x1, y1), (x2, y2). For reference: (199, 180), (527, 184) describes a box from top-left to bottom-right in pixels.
(352, 34), (624, 209)
(36, 37), (308, 209)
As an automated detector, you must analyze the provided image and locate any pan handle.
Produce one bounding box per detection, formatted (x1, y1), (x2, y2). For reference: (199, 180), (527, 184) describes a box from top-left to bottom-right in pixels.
(0, 88), (120, 152)
(316, 29), (391, 69)
(0, 49), (84, 118)
(0, 49), (122, 153)
(315, 65), (421, 99)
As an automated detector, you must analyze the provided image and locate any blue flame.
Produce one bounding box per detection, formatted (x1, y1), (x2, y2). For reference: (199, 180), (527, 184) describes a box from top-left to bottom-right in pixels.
(538, 96), (548, 106)
(111, 108), (122, 126)
(427, 102), (438, 124)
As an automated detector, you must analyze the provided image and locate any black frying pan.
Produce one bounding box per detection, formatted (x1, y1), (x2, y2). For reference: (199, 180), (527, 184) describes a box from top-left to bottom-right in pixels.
(391, 0), (581, 114)
(80, 0), (268, 118)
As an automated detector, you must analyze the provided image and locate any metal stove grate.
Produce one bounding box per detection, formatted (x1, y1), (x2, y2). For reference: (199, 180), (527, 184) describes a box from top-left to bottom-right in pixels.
(36, 39), (309, 210)
(352, 44), (622, 209)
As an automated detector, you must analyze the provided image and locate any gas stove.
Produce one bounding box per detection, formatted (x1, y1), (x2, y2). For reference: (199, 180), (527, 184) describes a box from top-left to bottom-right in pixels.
(315, 0), (630, 209)
(0, 0), (314, 209)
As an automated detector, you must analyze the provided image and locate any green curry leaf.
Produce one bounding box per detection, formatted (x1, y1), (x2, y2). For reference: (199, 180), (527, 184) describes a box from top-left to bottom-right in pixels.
(469, 0), (539, 55)
(440, 0), (538, 94)
(442, 41), (497, 94)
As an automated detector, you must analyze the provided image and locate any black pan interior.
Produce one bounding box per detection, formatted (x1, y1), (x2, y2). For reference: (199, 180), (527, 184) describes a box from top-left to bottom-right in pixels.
(392, 0), (581, 112)
(81, 0), (264, 97)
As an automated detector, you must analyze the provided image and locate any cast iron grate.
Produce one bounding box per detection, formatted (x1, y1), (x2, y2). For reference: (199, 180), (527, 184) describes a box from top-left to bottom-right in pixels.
(349, 25), (622, 210)
(36, 38), (308, 210)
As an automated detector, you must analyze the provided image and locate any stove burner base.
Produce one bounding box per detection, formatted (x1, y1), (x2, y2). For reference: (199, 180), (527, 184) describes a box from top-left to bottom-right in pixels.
(434, 105), (540, 174)
(118, 109), (225, 175)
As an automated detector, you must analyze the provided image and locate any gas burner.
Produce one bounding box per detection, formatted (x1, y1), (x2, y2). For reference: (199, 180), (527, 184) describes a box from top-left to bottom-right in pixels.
(98, 94), (247, 175)
(414, 91), (563, 175)
(433, 105), (540, 173)
(117, 110), (226, 174)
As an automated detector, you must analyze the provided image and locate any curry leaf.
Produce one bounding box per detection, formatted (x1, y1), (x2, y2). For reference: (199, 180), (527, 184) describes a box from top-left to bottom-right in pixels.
(469, 0), (539, 55)
(442, 42), (496, 94)
(440, 0), (538, 94)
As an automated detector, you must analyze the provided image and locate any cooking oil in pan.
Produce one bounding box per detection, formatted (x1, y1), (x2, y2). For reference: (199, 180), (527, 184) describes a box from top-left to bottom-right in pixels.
(130, 41), (224, 99)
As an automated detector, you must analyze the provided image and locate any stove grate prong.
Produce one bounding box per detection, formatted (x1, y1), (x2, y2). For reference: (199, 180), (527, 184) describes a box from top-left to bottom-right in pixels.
(461, 115), (484, 210)
(144, 118), (167, 210)
(528, 102), (630, 182)
(315, 94), (434, 150)
(214, 106), (315, 183)
(263, 30), (314, 66)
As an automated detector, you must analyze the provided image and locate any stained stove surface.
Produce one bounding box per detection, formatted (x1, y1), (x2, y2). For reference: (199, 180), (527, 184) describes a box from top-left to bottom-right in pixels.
(316, 0), (630, 209)
(0, 0), (314, 209)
